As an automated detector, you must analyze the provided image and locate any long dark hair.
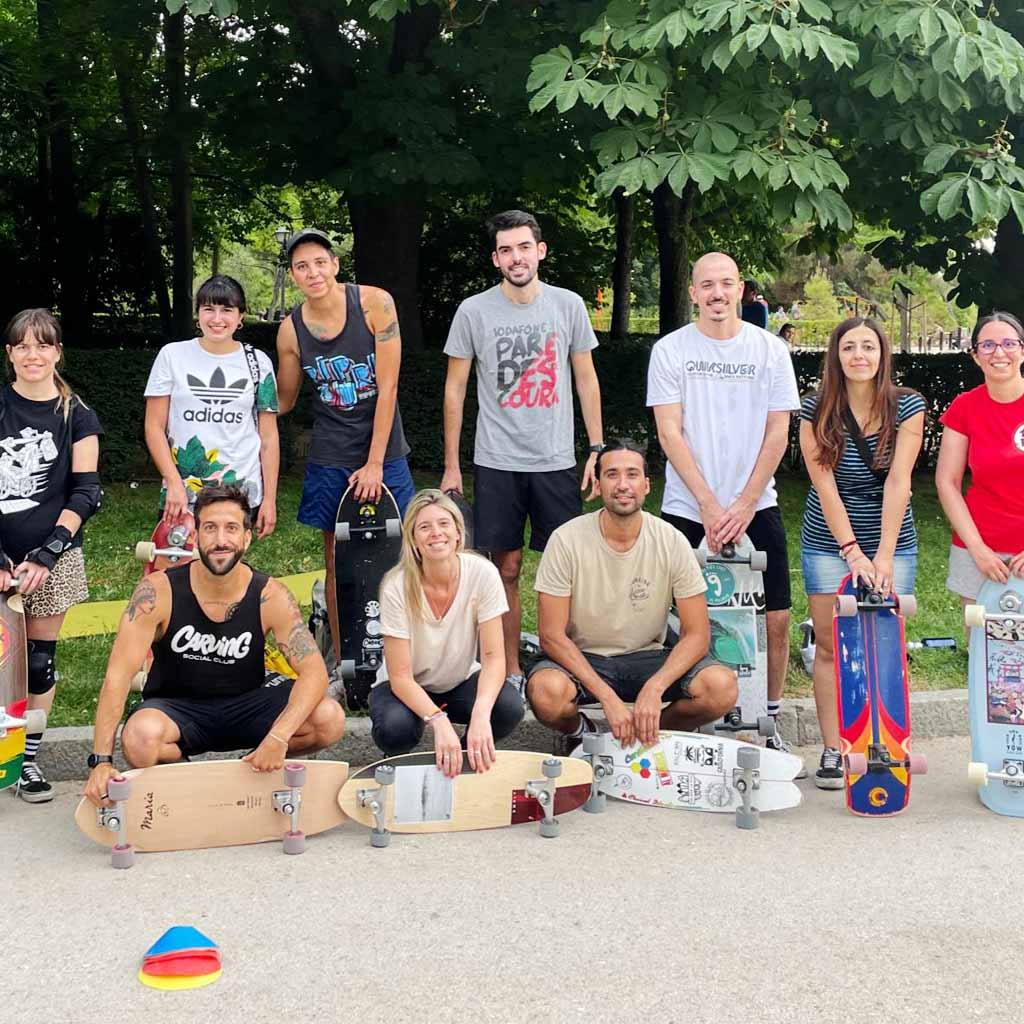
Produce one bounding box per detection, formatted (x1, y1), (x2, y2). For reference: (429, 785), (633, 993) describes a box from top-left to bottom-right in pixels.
(811, 317), (905, 471)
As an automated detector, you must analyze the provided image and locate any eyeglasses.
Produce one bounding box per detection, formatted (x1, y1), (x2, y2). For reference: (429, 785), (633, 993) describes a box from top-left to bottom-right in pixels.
(975, 338), (1023, 354)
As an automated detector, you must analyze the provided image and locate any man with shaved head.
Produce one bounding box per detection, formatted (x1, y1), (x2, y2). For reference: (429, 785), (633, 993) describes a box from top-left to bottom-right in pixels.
(646, 251), (802, 770)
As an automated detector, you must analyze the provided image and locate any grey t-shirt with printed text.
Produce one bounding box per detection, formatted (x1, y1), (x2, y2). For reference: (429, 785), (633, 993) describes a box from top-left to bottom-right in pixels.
(444, 282), (598, 472)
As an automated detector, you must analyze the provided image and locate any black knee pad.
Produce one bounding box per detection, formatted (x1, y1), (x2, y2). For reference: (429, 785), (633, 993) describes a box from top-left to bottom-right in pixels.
(27, 639), (57, 695)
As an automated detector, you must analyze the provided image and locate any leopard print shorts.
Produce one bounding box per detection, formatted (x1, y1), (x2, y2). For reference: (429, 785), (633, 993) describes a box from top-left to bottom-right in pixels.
(22, 546), (89, 617)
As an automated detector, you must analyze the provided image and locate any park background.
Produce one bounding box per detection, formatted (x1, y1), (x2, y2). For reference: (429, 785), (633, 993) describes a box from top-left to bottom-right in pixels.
(5, 0), (1024, 722)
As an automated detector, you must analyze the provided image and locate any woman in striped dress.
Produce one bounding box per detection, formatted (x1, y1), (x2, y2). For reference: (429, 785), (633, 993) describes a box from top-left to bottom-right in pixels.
(799, 318), (925, 790)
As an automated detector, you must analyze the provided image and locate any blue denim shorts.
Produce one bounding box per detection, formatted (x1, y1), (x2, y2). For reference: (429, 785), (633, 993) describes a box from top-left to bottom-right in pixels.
(297, 458), (416, 531)
(801, 548), (917, 596)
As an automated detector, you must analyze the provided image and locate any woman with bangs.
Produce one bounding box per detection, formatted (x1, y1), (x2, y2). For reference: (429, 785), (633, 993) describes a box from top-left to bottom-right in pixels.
(0, 309), (102, 802)
(799, 317), (925, 790)
(936, 311), (1024, 607)
(144, 274), (280, 538)
(369, 489), (524, 777)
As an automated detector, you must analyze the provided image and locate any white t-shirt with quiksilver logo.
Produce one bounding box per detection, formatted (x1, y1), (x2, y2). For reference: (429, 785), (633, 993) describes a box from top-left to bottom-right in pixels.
(646, 322), (799, 520)
(145, 338), (278, 508)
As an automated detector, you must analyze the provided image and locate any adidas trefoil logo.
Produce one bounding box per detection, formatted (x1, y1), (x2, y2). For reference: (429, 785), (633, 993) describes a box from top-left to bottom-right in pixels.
(184, 368), (248, 424)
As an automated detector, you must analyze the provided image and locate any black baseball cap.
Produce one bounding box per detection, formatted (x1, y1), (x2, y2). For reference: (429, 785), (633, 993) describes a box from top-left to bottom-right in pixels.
(286, 228), (335, 259)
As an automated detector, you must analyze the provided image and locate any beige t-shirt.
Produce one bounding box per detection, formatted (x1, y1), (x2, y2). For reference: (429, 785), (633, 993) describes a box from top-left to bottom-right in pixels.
(377, 553), (508, 694)
(534, 510), (706, 656)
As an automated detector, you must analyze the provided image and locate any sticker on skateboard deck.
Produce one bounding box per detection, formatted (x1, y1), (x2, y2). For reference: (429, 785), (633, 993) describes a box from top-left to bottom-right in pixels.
(0, 583), (39, 793)
(966, 578), (1024, 814)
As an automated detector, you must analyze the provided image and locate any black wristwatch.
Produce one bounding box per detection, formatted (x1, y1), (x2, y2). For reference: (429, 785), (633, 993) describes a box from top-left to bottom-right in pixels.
(588, 443), (604, 454)
(87, 753), (114, 769)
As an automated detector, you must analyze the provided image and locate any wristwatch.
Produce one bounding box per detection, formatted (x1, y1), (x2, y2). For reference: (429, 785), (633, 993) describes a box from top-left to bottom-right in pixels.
(87, 753), (114, 769)
(588, 443), (604, 454)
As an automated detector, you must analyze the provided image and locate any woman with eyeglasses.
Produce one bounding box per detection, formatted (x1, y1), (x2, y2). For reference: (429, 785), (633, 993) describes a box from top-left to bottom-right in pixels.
(936, 311), (1024, 606)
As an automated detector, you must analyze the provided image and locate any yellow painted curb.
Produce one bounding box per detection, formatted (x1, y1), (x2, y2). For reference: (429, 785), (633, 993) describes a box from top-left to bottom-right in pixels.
(60, 570), (325, 639)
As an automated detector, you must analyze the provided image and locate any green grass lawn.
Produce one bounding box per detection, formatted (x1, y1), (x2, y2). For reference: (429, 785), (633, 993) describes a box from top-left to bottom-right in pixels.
(48, 470), (966, 727)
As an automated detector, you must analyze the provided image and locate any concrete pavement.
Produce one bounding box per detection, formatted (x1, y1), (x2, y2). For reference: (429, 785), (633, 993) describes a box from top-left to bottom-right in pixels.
(3, 735), (1014, 1024)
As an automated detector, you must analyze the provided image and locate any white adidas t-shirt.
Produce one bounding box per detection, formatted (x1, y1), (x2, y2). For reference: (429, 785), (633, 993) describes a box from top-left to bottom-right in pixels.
(646, 322), (799, 520)
(145, 339), (278, 508)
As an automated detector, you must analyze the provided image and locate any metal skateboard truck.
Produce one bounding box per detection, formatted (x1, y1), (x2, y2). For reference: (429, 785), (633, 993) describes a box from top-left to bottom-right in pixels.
(733, 746), (760, 830)
(357, 764), (396, 847)
(525, 758), (562, 838)
(581, 734), (613, 814)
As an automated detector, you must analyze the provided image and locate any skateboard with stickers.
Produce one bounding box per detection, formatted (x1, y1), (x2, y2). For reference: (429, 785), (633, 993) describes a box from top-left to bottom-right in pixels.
(966, 575), (1024, 815)
(333, 482), (402, 710)
(572, 730), (801, 829)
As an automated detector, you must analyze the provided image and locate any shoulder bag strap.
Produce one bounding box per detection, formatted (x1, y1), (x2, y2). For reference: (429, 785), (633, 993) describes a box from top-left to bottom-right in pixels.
(841, 405), (887, 484)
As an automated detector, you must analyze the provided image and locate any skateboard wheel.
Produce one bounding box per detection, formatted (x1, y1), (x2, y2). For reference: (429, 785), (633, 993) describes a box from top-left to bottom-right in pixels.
(584, 793), (606, 814)
(284, 763), (305, 787)
(695, 548), (708, 568)
(967, 761), (990, 786)
(836, 594), (858, 618)
(908, 752), (928, 775)
(737, 746), (759, 769)
(749, 550), (768, 573)
(370, 830), (391, 848)
(581, 733), (602, 755)
(340, 659), (356, 680)
(374, 764), (395, 786)
(845, 752), (868, 776)
(283, 831), (305, 855)
(385, 518), (401, 539)
(539, 818), (560, 838)
(898, 594), (918, 618)
(542, 757), (562, 779)
(107, 776), (131, 801)
(334, 522), (351, 543)
(736, 806), (759, 830)
(23, 708), (47, 733)
(964, 604), (986, 629)
(134, 541), (156, 562)
(111, 844), (135, 869)
(756, 715), (775, 738)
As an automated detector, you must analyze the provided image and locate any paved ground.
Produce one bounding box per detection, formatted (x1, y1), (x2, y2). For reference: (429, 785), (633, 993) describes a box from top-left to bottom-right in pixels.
(4, 736), (1014, 1024)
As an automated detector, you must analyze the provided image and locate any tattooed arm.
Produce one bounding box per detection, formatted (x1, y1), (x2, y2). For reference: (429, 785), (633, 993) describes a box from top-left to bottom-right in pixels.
(347, 285), (402, 502)
(245, 579), (330, 771)
(85, 574), (171, 804)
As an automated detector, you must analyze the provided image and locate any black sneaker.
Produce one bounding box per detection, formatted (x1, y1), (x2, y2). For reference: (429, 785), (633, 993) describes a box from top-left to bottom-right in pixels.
(765, 728), (808, 779)
(815, 747), (845, 790)
(16, 761), (54, 803)
(552, 713), (598, 756)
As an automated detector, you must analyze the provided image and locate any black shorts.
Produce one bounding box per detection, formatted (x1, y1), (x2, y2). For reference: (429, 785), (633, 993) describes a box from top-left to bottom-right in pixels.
(127, 678), (294, 757)
(472, 465), (581, 553)
(661, 507), (791, 612)
(529, 649), (722, 705)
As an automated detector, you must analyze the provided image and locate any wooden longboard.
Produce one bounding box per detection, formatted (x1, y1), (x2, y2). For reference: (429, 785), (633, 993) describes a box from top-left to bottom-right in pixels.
(74, 759), (349, 853)
(572, 730), (801, 813)
(966, 577), (1024, 816)
(0, 588), (29, 792)
(339, 751), (592, 833)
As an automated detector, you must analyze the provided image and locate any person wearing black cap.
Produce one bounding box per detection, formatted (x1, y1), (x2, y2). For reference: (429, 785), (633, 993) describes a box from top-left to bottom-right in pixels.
(275, 228), (414, 665)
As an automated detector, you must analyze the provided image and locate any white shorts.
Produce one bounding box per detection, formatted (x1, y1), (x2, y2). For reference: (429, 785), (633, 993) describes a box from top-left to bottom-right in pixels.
(945, 544), (1013, 601)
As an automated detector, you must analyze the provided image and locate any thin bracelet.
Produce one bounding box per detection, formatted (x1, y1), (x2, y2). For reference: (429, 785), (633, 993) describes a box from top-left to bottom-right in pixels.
(268, 731), (288, 745)
(425, 709), (448, 724)
(839, 540), (857, 555)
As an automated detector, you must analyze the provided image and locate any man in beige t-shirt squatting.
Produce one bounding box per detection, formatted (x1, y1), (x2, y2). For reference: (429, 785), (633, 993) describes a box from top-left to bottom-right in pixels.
(526, 442), (737, 748)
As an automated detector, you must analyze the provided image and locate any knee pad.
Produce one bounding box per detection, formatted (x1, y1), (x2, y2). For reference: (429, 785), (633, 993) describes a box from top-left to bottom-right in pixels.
(27, 639), (57, 695)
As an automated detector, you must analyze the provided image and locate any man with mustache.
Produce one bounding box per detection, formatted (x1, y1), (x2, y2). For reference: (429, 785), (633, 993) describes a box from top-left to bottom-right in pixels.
(84, 484), (345, 805)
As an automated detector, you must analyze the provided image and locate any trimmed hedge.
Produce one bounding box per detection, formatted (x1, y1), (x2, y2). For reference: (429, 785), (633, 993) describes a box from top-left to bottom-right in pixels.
(58, 332), (984, 481)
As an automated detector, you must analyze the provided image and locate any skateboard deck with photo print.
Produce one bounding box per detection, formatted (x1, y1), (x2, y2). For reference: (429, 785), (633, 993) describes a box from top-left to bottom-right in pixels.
(0, 585), (44, 792)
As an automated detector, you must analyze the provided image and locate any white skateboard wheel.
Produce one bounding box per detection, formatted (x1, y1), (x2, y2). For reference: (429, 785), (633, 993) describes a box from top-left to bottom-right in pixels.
(737, 746), (759, 769)
(845, 752), (868, 776)
(749, 550), (768, 573)
(385, 518), (401, 539)
(964, 604), (986, 629)
(135, 541), (156, 562)
(756, 716), (775, 738)
(111, 844), (135, 869)
(836, 594), (858, 618)
(898, 594), (918, 618)
(967, 761), (989, 786)
(908, 752), (928, 775)
(334, 522), (351, 543)
(284, 764), (305, 787)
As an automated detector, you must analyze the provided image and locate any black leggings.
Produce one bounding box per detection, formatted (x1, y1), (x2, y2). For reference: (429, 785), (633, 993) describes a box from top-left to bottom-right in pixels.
(369, 673), (524, 756)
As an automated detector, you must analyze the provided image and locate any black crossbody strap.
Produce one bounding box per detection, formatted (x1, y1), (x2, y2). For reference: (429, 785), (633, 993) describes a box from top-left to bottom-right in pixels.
(242, 344), (261, 432)
(841, 405), (887, 484)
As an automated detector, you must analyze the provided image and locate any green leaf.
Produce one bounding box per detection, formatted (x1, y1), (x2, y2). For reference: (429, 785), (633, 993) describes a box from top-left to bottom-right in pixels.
(922, 143), (958, 174)
(1009, 189), (1024, 229)
(665, 154), (691, 193)
(732, 150), (755, 179)
(745, 24), (769, 50)
(799, 0), (831, 23)
(953, 37), (971, 81)
(555, 80), (582, 113)
(919, 9), (940, 48)
(818, 31), (858, 70)
(687, 152), (730, 192)
(369, 0), (406, 19)
(709, 122), (739, 153)
(526, 47), (575, 93)
(211, 0), (236, 17)
(165, 0), (187, 12)
(768, 160), (789, 190)
(934, 176), (968, 219)
(966, 178), (992, 222)
(770, 25), (796, 61)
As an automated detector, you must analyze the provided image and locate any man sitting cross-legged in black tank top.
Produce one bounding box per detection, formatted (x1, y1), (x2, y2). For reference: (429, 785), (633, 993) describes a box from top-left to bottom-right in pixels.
(83, 484), (345, 807)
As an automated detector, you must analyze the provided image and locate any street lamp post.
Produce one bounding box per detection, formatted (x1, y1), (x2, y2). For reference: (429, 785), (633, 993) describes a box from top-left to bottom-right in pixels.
(268, 225), (290, 321)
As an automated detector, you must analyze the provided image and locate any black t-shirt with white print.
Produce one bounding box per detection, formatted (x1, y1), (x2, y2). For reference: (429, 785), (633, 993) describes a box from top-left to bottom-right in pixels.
(0, 385), (102, 562)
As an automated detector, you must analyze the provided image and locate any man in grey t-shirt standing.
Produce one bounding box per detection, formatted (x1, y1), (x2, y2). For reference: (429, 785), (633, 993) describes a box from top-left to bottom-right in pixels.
(441, 210), (604, 695)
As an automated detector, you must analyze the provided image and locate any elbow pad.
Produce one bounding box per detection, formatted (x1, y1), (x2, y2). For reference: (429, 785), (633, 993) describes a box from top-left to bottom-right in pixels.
(66, 471), (103, 524)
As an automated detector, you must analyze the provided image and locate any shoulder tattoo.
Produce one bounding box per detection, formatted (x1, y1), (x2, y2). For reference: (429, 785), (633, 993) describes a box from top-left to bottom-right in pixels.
(126, 579), (157, 622)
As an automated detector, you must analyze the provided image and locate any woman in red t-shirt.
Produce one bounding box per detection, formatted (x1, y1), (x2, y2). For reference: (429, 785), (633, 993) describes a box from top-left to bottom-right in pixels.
(936, 312), (1024, 605)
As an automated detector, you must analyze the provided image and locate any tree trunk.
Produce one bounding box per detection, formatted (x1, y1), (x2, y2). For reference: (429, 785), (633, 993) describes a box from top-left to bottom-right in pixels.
(992, 211), (1024, 323)
(610, 189), (634, 340)
(115, 59), (172, 334)
(348, 194), (426, 351)
(653, 181), (696, 336)
(34, 126), (55, 309)
(165, 10), (193, 339)
(37, 0), (89, 338)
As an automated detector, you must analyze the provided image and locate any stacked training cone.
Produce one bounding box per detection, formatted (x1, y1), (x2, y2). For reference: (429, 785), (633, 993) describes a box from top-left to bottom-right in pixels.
(138, 926), (221, 990)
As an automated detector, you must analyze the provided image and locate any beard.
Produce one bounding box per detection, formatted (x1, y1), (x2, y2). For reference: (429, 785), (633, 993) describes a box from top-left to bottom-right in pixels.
(499, 264), (537, 289)
(198, 544), (245, 577)
(604, 494), (643, 517)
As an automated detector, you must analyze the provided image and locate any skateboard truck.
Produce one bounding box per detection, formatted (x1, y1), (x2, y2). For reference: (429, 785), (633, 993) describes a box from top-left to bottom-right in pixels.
(357, 764), (395, 847)
(524, 758), (562, 837)
(968, 758), (1024, 788)
(272, 763), (307, 854)
(732, 746), (760, 830)
(95, 776), (135, 869)
(719, 707), (776, 737)
(844, 744), (927, 778)
(580, 734), (612, 814)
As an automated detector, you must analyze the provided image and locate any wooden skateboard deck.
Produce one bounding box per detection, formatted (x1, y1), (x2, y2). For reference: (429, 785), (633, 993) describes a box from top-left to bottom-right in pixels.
(333, 483), (402, 710)
(0, 588), (29, 792)
(571, 730), (801, 815)
(966, 577), (1024, 815)
(834, 574), (925, 816)
(338, 750), (592, 837)
(694, 535), (771, 736)
(74, 759), (349, 854)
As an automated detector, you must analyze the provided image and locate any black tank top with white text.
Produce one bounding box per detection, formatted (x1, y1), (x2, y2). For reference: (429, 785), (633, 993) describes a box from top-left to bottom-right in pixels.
(292, 284), (409, 466)
(146, 564), (268, 701)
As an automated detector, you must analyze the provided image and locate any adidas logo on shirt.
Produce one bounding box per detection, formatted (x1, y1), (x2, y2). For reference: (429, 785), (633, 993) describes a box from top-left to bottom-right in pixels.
(184, 368), (248, 424)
